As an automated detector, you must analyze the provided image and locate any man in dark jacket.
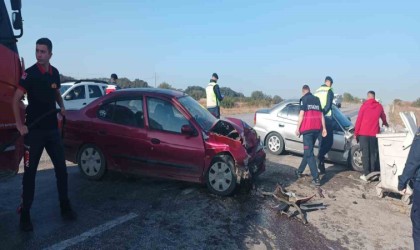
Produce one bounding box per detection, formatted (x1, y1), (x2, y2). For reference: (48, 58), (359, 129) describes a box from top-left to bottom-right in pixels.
(314, 76), (334, 174)
(398, 128), (420, 250)
(295, 85), (327, 186)
(354, 90), (388, 181)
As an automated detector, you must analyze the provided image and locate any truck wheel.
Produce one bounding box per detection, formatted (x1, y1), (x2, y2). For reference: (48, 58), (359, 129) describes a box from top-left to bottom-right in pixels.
(206, 155), (237, 196)
(350, 144), (363, 172)
(78, 144), (106, 180)
(265, 132), (285, 155)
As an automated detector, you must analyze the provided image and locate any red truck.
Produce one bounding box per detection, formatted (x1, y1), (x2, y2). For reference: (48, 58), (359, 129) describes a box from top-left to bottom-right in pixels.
(0, 0), (24, 176)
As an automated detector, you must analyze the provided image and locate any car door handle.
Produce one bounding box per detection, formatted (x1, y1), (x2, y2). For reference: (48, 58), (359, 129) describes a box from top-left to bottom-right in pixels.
(98, 130), (107, 136)
(151, 138), (160, 144)
(278, 124), (285, 127)
(83, 103), (87, 105)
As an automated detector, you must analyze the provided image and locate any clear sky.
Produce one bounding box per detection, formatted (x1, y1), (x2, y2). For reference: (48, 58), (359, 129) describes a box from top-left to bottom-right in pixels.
(6, 0), (420, 103)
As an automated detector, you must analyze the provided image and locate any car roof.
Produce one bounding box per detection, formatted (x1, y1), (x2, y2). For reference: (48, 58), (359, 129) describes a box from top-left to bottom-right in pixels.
(61, 80), (109, 86)
(114, 88), (187, 98)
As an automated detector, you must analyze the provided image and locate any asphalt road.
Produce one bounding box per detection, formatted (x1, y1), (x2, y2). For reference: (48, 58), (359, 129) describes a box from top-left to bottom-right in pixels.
(0, 106), (360, 250)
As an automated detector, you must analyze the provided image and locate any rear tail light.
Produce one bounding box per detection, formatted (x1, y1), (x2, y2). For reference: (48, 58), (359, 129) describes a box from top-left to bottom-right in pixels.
(253, 113), (256, 125)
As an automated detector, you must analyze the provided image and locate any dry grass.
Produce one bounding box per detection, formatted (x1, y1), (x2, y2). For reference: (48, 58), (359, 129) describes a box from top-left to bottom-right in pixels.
(389, 101), (420, 127)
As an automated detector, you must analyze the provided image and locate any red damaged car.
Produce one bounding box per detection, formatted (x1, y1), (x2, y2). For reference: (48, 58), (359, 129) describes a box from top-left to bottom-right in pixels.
(63, 88), (265, 196)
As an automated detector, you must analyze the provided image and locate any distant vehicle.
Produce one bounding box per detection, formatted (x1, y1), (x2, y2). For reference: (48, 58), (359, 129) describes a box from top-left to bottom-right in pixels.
(253, 100), (363, 172)
(60, 80), (109, 110)
(333, 94), (343, 108)
(62, 88), (266, 196)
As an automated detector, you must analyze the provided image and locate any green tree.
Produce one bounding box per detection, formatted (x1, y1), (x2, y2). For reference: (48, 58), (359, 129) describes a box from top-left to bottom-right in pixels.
(158, 82), (173, 89)
(185, 86), (206, 100)
(272, 95), (283, 104)
(413, 98), (420, 108)
(251, 91), (266, 100)
(220, 87), (244, 98)
(343, 92), (355, 103)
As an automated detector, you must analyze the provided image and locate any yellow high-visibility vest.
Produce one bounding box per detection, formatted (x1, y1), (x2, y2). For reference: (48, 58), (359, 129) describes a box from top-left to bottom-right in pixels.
(314, 85), (332, 116)
(206, 82), (219, 108)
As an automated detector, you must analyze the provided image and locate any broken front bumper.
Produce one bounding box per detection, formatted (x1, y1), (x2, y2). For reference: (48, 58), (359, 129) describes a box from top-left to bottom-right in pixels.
(235, 147), (266, 184)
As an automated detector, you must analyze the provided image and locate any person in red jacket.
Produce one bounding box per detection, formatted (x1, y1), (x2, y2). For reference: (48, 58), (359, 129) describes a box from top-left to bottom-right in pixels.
(355, 90), (388, 181)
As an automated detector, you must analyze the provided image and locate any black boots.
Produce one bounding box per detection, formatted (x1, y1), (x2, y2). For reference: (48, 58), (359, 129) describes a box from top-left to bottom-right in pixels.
(60, 200), (77, 221)
(20, 209), (33, 232)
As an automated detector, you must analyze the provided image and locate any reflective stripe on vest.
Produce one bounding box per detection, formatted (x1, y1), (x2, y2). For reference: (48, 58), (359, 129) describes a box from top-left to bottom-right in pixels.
(206, 82), (218, 107)
(314, 85), (332, 116)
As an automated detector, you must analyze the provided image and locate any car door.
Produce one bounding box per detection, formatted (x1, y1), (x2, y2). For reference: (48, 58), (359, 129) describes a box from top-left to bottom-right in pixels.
(87, 84), (103, 105)
(277, 104), (303, 152)
(94, 97), (149, 172)
(144, 96), (205, 181)
(63, 84), (87, 110)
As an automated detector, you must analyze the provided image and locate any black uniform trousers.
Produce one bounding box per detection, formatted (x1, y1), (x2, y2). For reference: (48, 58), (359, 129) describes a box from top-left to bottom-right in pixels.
(359, 135), (378, 176)
(318, 116), (334, 164)
(22, 129), (68, 210)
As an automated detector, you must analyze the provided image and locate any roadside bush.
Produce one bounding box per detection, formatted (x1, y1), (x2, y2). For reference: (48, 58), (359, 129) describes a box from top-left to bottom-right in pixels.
(272, 95), (283, 104)
(412, 98), (420, 108)
(220, 97), (235, 108)
(393, 99), (402, 105)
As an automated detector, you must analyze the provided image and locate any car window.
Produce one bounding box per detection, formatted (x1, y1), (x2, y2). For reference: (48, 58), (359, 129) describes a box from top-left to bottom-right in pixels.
(278, 104), (299, 121)
(97, 98), (144, 128)
(88, 85), (102, 98)
(147, 97), (189, 133)
(65, 85), (85, 100)
(287, 105), (300, 121)
(60, 85), (71, 95)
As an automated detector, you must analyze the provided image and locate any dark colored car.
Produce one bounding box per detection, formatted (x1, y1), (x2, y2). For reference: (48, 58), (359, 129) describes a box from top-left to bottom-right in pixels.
(63, 88), (265, 196)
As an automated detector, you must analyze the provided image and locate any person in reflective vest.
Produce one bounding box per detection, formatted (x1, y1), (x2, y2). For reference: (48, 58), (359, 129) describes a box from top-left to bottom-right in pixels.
(206, 73), (224, 118)
(314, 76), (334, 174)
(398, 128), (420, 250)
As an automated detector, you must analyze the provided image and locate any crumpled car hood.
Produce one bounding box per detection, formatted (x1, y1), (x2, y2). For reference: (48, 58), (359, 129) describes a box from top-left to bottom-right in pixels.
(209, 118), (259, 152)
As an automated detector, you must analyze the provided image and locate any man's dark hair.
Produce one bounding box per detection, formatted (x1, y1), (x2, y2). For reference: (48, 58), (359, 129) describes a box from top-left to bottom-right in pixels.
(212, 73), (219, 79)
(36, 38), (53, 52)
(325, 76), (333, 84)
(368, 90), (375, 97)
(111, 73), (118, 80)
(302, 84), (310, 91)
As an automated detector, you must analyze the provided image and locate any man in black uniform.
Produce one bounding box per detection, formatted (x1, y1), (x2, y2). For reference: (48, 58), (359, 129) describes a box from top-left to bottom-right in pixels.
(12, 38), (76, 232)
(398, 128), (420, 249)
(295, 85), (327, 186)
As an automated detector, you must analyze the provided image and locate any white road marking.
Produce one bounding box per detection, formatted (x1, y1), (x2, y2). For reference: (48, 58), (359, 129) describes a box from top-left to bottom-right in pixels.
(44, 212), (138, 250)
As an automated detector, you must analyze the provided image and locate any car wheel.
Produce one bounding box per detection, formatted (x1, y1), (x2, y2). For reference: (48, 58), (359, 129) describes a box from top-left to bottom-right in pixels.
(350, 144), (363, 172)
(206, 155), (237, 196)
(78, 144), (106, 180)
(265, 132), (285, 155)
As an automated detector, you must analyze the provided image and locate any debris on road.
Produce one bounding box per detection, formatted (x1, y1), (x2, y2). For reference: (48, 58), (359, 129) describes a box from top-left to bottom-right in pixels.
(259, 184), (324, 224)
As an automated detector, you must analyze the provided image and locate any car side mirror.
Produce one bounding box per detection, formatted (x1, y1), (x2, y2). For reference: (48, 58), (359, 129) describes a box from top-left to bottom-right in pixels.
(64, 95), (72, 101)
(181, 124), (195, 136)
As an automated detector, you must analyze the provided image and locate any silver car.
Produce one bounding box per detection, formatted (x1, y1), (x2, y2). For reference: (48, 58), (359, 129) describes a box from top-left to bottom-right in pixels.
(253, 100), (363, 172)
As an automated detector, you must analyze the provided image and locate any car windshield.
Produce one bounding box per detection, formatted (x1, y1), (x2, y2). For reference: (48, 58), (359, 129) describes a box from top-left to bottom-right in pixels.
(60, 85), (71, 95)
(178, 96), (217, 131)
(333, 106), (353, 129)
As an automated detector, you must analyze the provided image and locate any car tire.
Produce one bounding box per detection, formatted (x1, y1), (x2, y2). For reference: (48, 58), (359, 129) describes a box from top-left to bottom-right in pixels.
(349, 144), (363, 172)
(78, 144), (106, 180)
(206, 155), (237, 196)
(265, 132), (285, 155)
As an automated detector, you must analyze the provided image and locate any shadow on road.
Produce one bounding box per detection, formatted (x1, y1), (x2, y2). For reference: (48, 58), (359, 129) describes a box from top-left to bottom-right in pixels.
(0, 161), (343, 249)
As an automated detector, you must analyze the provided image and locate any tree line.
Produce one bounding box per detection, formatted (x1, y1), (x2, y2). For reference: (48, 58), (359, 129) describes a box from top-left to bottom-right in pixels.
(59, 74), (283, 108)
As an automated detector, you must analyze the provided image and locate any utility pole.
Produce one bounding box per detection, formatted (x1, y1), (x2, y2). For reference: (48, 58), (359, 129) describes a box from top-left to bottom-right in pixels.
(154, 72), (157, 87)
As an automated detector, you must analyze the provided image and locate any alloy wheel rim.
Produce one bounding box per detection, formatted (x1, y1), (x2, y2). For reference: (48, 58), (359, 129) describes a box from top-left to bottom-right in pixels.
(268, 136), (280, 152)
(353, 150), (363, 168)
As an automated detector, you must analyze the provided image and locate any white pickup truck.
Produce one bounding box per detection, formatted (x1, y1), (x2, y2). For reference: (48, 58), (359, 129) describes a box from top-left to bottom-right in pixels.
(60, 80), (110, 110)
